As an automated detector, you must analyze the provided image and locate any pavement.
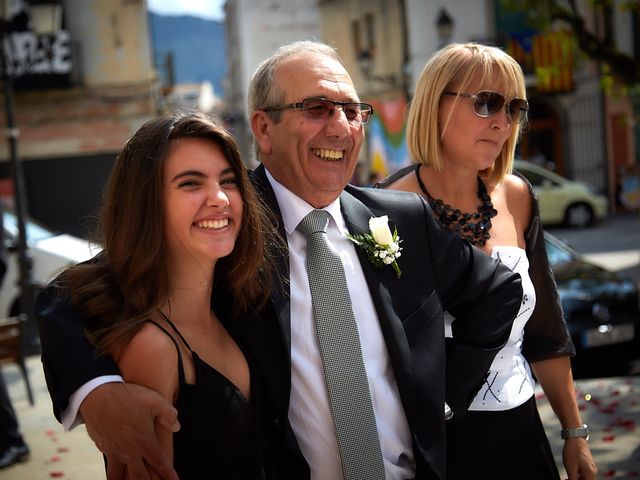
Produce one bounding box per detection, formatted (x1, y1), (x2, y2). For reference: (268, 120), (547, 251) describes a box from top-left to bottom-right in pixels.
(537, 376), (640, 479)
(541, 212), (640, 478)
(1, 355), (103, 479)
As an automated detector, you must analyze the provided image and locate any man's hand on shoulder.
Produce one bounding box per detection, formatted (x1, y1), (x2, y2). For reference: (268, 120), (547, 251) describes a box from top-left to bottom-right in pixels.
(80, 382), (180, 480)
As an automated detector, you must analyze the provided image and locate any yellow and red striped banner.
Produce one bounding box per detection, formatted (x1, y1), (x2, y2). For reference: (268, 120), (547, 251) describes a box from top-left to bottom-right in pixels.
(532, 31), (574, 93)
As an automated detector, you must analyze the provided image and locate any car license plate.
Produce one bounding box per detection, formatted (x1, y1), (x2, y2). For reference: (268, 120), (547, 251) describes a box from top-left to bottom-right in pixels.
(581, 323), (635, 348)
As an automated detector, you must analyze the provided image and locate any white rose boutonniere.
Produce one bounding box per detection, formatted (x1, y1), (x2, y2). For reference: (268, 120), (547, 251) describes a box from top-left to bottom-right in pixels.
(347, 215), (403, 278)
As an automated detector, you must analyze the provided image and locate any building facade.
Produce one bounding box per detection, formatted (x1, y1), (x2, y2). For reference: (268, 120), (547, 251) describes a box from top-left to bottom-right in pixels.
(315, 0), (635, 207)
(319, 0), (409, 184)
(223, 0), (322, 164)
(0, 0), (158, 236)
(221, 0), (636, 208)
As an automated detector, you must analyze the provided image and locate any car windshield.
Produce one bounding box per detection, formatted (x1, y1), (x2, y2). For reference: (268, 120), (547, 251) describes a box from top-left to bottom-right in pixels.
(545, 237), (574, 266)
(3, 211), (56, 242)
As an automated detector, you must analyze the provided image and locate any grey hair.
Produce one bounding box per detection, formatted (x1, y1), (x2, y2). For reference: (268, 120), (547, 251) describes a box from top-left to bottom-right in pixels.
(248, 41), (342, 123)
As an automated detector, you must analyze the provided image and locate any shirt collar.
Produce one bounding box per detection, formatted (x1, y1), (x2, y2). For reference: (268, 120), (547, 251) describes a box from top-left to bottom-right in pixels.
(264, 167), (348, 236)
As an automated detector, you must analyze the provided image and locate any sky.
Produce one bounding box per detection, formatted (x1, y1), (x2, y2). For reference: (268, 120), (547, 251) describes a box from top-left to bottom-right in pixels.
(146, 0), (225, 21)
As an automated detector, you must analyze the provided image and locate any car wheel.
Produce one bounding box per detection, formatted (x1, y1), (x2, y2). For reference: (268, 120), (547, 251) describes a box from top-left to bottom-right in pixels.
(565, 203), (593, 228)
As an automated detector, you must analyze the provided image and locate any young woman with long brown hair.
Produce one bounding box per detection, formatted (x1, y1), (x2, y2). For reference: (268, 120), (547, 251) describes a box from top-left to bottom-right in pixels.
(51, 111), (279, 479)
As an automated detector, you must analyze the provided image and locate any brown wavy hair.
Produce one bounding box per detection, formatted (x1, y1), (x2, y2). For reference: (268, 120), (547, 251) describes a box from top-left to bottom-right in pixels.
(55, 111), (279, 355)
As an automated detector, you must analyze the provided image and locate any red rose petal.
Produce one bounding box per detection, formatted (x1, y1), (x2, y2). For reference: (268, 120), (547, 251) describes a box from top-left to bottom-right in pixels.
(57, 446), (69, 453)
(49, 472), (64, 478)
(603, 470), (616, 477)
(600, 402), (619, 414)
(602, 435), (615, 442)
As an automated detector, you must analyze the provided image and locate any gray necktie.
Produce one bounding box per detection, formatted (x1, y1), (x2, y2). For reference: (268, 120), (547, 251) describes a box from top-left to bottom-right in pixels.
(297, 209), (385, 480)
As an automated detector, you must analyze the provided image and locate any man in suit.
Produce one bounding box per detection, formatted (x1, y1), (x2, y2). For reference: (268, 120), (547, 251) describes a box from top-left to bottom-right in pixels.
(36, 41), (521, 479)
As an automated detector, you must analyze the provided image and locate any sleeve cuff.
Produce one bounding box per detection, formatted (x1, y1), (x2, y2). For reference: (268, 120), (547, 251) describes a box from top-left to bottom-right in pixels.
(61, 375), (124, 431)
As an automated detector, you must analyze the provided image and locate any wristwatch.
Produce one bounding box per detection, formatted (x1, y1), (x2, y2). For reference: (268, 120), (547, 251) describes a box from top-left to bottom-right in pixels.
(561, 424), (589, 440)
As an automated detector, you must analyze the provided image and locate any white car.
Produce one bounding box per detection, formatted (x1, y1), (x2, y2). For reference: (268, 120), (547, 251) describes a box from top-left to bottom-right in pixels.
(514, 159), (609, 228)
(1, 211), (97, 317)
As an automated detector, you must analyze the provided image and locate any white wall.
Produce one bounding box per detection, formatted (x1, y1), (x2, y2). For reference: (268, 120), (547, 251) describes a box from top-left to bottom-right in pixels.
(230, 0), (322, 120)
(405, 0), (492, 94)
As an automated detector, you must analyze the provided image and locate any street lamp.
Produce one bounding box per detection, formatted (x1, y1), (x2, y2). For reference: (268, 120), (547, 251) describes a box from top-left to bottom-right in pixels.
(436, 8), (454, 48)
(0, 1), (61, 354)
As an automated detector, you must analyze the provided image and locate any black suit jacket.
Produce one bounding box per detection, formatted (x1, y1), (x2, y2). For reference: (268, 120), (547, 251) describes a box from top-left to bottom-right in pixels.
(36, 164), (522, 480)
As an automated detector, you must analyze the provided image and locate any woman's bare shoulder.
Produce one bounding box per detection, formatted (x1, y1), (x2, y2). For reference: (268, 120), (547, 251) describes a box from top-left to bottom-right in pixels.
(502, 173), (533, 226)
(117, 322), (180, 401)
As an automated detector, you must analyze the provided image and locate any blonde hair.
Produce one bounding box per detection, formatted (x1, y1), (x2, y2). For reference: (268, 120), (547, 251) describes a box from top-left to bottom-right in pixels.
(406, 42), (527, 184)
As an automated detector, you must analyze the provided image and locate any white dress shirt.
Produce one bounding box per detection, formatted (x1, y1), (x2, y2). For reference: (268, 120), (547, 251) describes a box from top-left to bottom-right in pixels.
(266, 170), (414, 480)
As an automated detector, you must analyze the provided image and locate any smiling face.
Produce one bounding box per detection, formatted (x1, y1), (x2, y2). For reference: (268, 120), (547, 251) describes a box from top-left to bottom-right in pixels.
(252, 53), (364, 207)
(439, 77), (517, 174)
(162, 137), (243, 267)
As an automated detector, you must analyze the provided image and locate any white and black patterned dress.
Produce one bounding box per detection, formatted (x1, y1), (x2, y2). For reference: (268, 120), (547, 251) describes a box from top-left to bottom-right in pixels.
(445, 247), (560, 479)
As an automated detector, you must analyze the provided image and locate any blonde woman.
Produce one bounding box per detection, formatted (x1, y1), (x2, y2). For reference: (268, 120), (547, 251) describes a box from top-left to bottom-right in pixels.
(378, 43), (596, 479)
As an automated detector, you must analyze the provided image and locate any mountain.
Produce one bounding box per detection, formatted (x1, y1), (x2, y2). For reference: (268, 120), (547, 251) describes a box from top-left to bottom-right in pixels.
(148, 12), (226, 96)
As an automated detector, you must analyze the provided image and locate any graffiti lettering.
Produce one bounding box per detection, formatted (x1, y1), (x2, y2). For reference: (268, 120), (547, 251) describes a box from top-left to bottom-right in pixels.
(3, 30), (72, 77)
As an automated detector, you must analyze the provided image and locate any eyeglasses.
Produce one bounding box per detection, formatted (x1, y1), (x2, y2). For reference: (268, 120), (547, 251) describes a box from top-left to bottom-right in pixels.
(263, 97), (374, 125)
(443, 90), (529, 124)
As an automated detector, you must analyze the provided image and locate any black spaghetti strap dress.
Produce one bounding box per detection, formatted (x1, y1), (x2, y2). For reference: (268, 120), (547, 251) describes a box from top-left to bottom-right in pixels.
(148, 316), (269, 479)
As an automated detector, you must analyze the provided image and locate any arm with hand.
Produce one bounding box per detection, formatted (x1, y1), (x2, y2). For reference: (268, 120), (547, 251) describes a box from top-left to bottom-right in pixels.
(81, 382), (179, 480)
(512, 175), (593, 478)
(37, 285), (122, 419)
(531, 358), (597, 480)
(36, 286), (179, 480)
(519, 175), (575, 362)
(112, 323), (180, 480)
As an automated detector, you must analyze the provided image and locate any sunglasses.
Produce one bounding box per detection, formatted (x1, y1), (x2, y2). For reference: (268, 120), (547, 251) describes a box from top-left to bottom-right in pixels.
(443, 90), (529, 123)
(263, 97), (374, 125)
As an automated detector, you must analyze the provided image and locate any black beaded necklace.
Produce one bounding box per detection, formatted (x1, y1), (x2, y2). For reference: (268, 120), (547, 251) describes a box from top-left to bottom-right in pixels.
(415, 165), (498, 247)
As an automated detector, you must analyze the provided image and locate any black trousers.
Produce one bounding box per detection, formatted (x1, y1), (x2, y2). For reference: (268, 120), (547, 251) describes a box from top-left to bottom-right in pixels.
(0, 370), (24, 449)
(446, 396), (560, 480)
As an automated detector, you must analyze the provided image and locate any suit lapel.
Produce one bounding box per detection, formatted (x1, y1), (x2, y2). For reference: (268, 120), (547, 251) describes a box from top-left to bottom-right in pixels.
(250, 165), (292, 354)
(340, 190), (417, 425)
